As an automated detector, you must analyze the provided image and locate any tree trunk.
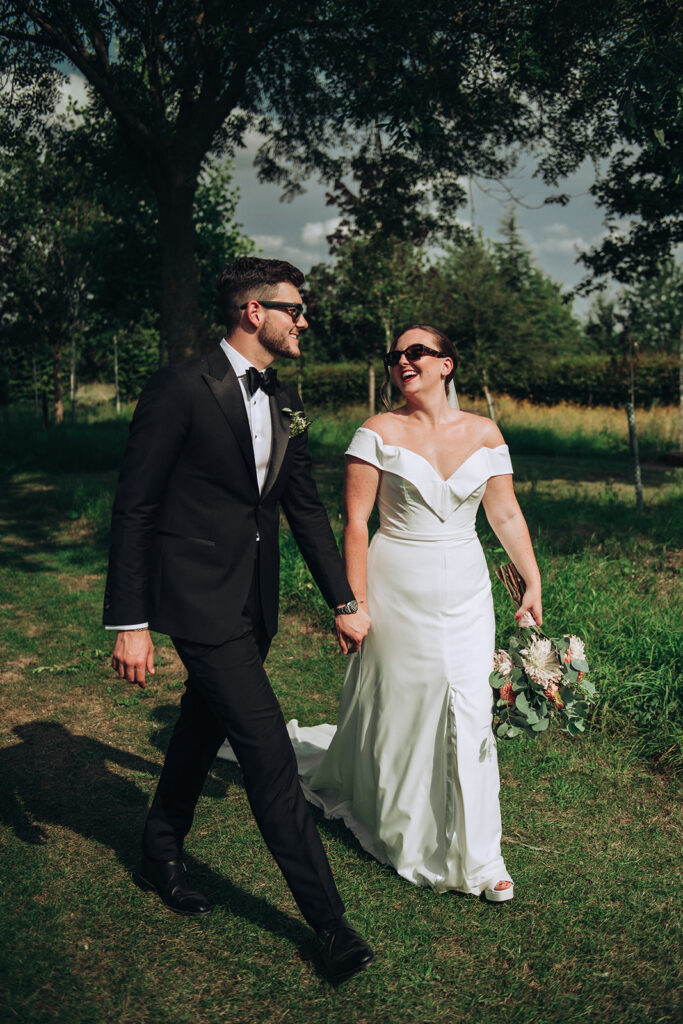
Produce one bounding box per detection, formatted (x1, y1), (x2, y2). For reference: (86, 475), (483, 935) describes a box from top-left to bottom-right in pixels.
(157, 183), (207, 365)
(382, 318), (393, 406)
(52, 336), (64, 425)
(679, 325), (683, 450)
(368, 357), (376, 414)
(69, 336), (77, 423)
(32, 351), (39, 418)
(113, 334), (121, 415)
(627, 333), (644, 511)
(482, 367), (497, 422)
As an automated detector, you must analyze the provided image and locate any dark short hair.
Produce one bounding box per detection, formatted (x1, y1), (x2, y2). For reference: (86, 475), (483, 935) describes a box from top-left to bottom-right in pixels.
(216, 257), (305, 333)
(381, 324), (458, 410)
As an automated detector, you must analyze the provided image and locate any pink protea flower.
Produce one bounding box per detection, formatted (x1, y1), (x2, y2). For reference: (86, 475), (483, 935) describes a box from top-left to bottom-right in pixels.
(493, 649), (514, 677)
(563, 635), (586, 664)
(521, 636), (563, 688)
(499, 680), (515, 705)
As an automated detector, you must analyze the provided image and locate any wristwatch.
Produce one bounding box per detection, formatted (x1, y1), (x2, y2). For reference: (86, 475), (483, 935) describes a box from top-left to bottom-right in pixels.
(334, 599), (359, 615)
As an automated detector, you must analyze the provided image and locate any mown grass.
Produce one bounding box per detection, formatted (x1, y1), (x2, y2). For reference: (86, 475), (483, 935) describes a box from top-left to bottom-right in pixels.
(0, 398), (681, 1024)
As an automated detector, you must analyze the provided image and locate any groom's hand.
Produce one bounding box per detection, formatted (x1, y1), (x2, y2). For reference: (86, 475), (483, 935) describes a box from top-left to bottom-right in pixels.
(112, 629), (155, 687)
(334, 607), (371, 655)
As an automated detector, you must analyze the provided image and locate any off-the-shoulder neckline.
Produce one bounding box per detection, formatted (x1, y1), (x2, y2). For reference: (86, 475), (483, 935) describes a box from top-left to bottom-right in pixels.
(353, 427), (509, 483)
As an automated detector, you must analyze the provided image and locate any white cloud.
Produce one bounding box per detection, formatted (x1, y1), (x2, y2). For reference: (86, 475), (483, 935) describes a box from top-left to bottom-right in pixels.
(252, 234), (285, 252)
(301, 218), (340, 246)
(56, 73), (89, 115)
(536, 235), (587, 255)
(542, 222), (570, 236)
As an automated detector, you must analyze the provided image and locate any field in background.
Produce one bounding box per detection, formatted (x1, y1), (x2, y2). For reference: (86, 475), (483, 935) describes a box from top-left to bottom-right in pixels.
(0, 396), (681, 1023)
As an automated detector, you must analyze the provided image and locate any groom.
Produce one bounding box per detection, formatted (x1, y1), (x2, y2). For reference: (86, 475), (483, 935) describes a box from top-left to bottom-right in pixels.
(103, 256), (374, 982)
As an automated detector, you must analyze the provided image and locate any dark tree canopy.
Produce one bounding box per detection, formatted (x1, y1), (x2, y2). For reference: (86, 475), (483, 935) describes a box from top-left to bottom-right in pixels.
(2, 1), (679, 358)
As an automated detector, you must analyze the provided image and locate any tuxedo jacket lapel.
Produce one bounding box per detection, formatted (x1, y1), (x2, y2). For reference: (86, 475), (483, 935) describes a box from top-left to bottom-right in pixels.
(262, 392), (290, 498)
(202, 346), (258, 488)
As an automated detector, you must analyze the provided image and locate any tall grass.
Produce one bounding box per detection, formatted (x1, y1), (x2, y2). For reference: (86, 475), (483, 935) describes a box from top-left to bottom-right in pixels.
(303, 398), (679, 462)
(3, 397), (680, 771)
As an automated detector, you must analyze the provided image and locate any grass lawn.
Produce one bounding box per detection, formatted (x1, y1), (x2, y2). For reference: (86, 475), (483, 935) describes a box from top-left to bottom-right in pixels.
(0, 399), (681, 1023)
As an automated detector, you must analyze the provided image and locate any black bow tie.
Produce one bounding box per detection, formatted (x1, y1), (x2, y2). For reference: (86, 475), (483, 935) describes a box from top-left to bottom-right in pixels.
(245, 366), (279, 397)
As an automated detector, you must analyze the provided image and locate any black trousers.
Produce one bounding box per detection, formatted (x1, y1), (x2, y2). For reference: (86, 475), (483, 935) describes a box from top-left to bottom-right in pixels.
(142, 562), (345, 932)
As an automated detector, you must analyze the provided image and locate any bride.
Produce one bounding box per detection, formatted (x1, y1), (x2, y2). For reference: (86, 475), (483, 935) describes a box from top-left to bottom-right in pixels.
(220, 324), (542, 901)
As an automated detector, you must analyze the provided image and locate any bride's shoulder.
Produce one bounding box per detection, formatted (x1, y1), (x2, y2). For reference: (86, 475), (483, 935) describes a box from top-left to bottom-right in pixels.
(458, 412), (506, 449)
(360, 412), (397, 441)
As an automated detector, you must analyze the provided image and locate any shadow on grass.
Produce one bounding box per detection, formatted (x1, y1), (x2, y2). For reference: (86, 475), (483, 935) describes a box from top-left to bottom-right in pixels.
(0, 476), (112, 575)
(0, 720), (312, 952)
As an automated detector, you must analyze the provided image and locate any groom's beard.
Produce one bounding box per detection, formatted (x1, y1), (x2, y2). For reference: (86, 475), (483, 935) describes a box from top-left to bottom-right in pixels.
(258, 317), (303, 360)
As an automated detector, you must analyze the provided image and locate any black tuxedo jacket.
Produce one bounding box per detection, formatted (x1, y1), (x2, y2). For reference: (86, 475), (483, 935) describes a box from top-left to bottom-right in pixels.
(103, 344), (354, 644)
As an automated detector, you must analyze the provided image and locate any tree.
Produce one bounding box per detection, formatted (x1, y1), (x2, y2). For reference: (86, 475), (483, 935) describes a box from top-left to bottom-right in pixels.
(0, 107), (251, 413)
(435, 219), (583, 419)
(306, 237), (433, 411)
(536, 0), (683, 286)
(0, 121), (104, 423)
(624, 260), (683, 449)
(0, 1), (633, 362)
(436, 235), (510, 421)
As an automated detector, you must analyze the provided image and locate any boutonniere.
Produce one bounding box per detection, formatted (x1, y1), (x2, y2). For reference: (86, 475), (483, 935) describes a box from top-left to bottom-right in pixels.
(282, 408), (312, 437)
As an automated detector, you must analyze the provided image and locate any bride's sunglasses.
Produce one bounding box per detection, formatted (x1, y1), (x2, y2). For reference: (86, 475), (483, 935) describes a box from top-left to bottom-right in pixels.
(383, 344), (443, 368)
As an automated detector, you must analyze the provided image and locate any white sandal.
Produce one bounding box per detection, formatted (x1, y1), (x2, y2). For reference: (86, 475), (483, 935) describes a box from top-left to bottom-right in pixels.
(484, 877), (514, 903)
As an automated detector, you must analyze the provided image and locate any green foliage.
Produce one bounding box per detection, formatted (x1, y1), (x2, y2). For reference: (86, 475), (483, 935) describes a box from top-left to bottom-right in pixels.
(434, 216), (585, 391)
(278, 351), (678, 410)
(114, 314), (161, 404)
(576, 0), (683, 282)
(305, 236), (432, 361)
(623, 259), (683, 354)
(0, 108), (251, 406)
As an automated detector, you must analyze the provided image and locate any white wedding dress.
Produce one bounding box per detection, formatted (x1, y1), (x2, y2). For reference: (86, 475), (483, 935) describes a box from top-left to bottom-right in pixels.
(218, 427), (513, 895)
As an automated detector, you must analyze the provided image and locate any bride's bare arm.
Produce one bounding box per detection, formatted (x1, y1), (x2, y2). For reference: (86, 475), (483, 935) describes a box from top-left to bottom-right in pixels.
(482, 474), (543, 627)
(342, 455), (381, 609)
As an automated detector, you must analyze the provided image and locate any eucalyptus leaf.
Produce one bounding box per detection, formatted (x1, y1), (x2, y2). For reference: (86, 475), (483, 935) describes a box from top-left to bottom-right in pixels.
(532, 717), (550, 731)
(515, 692), (531, 715)
(571, 658), (590, 673)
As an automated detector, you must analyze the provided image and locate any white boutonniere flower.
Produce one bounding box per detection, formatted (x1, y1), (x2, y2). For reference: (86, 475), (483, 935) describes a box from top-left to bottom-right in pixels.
(282, 408), (312, 437)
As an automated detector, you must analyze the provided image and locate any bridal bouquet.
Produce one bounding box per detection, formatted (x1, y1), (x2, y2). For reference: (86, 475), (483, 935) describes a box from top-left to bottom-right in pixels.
(489, 564), (595, 740)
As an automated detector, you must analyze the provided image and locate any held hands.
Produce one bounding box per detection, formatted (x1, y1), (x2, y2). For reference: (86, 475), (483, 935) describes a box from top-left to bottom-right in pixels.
(335, 607), (372, 655)
(112, 629), (155, 687)
(515, 583), (543, 629)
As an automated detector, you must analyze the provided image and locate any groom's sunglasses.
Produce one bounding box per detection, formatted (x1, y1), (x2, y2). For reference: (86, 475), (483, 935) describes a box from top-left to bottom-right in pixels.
(383, 344), (443, 368)
(239, 300), (306, 322)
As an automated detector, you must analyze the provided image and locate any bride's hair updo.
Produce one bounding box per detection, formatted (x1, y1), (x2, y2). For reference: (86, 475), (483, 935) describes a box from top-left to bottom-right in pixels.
(380, 325), (458, 410)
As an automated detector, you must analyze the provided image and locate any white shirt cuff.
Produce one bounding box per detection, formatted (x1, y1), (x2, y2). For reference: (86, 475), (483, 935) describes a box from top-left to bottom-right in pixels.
(105, 623), (149, 631)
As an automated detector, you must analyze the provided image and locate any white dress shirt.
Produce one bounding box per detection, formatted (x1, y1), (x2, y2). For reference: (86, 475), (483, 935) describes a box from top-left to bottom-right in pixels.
(107, 339), (273, 631)
(219, 339), (273, 493)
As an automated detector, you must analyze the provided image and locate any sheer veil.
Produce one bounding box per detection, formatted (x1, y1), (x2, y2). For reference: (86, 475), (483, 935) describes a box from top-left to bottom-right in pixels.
(447, 380), (460, 410)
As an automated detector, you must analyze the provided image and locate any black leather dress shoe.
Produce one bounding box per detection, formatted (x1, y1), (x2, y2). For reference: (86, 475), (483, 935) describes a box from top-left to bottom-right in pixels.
(133, 857), (212, 916)
(317, 918), (375, 983)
